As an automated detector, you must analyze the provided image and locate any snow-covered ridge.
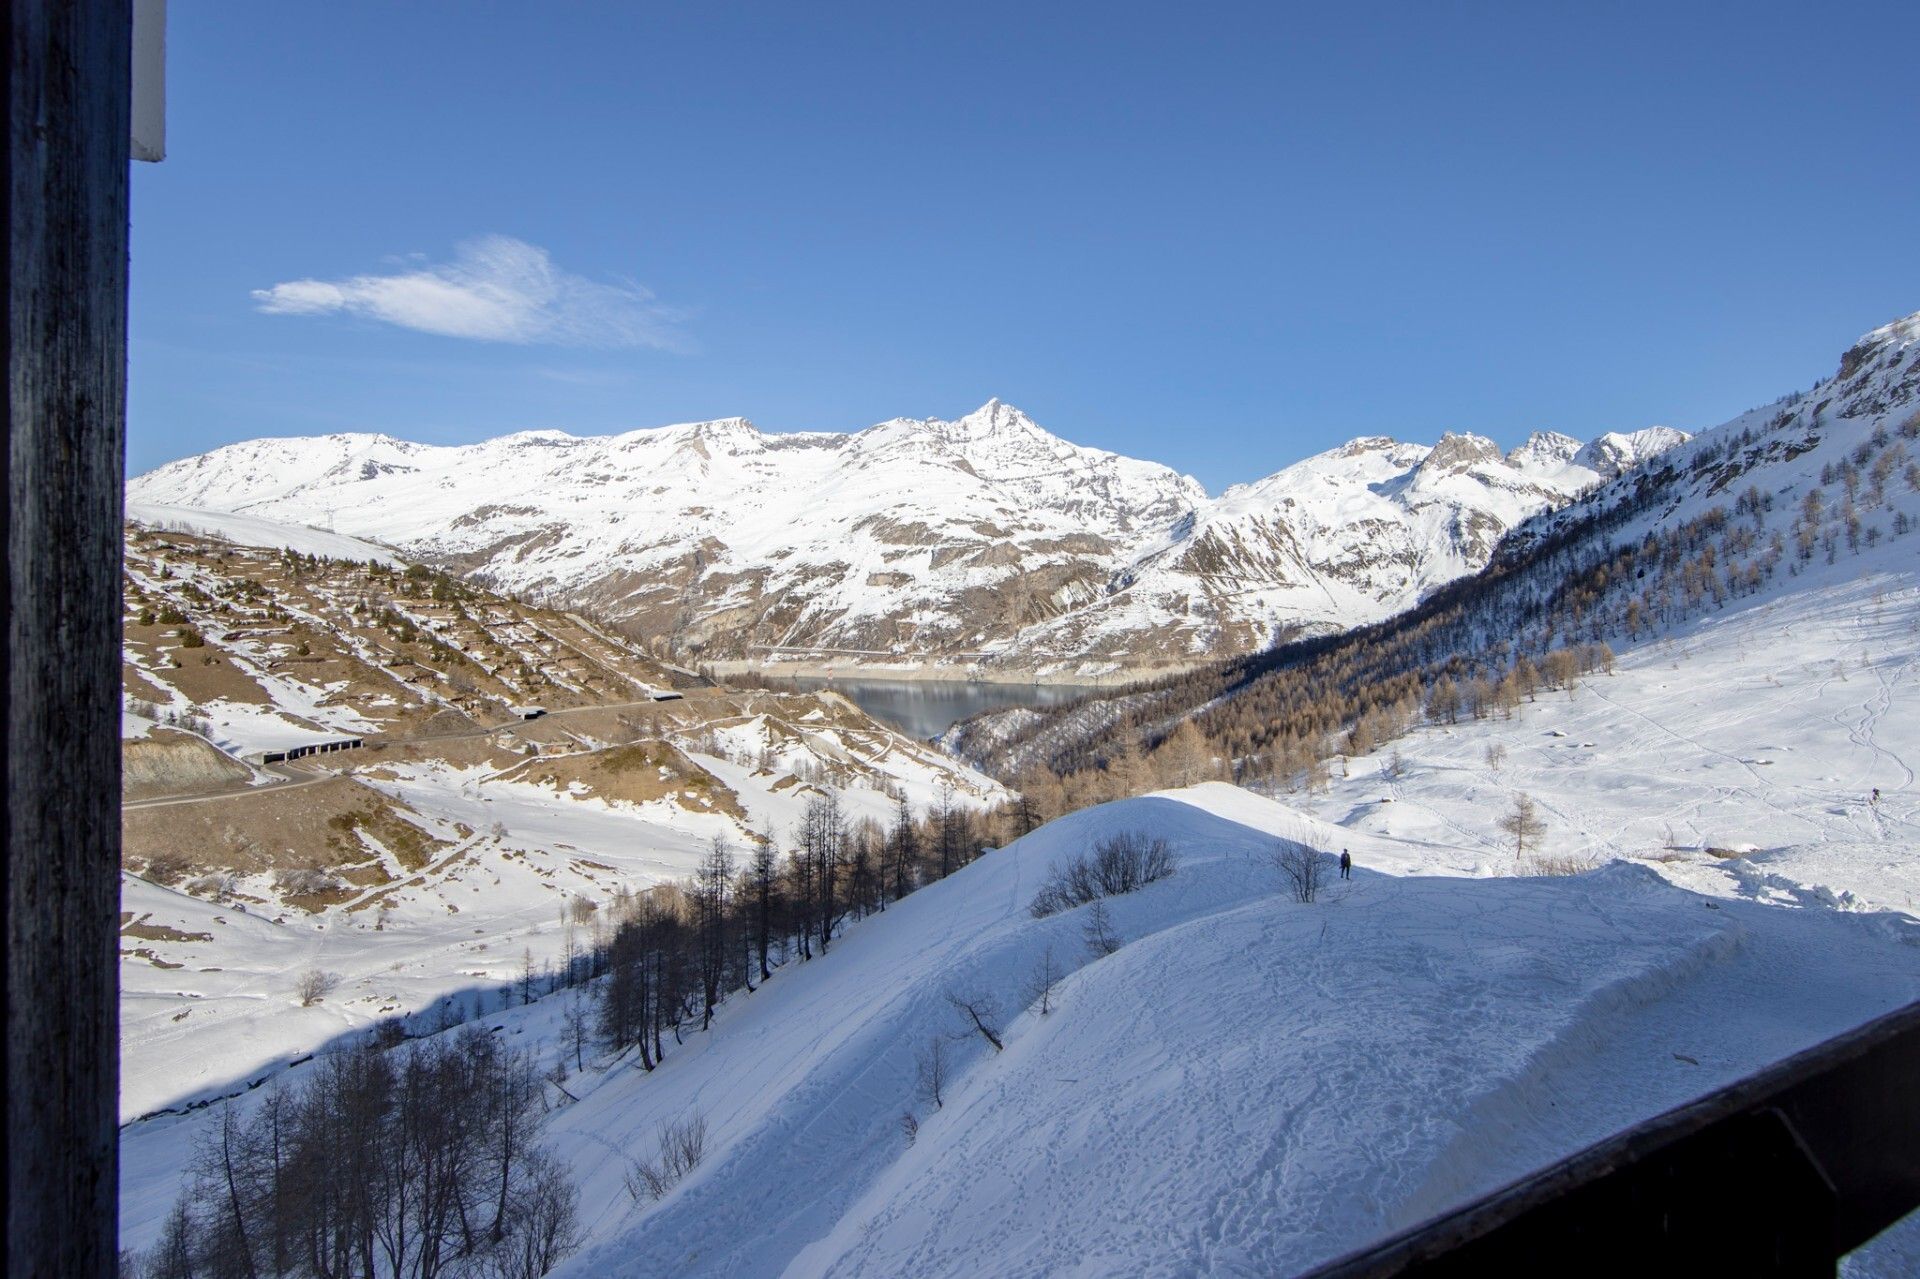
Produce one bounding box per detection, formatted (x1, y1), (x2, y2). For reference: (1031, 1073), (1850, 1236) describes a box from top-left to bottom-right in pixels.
(130, 383), (1705, 675)
(127, 500), (404, 566)
(1503, 307), (1920, 561)
(1039, 423), (1649, 662)
(1574, 426), (1690, 480)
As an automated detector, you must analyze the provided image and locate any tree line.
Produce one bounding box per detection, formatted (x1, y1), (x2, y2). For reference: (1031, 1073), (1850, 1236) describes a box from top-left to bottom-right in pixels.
(590, 786), (1023, 1070)
(135, 1029), (577, 1279)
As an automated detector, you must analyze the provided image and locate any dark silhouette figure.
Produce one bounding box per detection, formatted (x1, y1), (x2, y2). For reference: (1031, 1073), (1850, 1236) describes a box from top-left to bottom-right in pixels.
(1872, 788), (1880, 806)
(1340, 849), (1352, 880)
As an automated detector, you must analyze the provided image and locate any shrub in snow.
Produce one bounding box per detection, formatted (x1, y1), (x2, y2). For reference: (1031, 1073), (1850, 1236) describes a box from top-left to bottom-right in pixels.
(155, 706), (212, 737)
(946, 992), (1006, 1052)
(185, 871), (238, 900)
(272, 867), (343, 898)
(1024, 945), (1062, 1016)
(625, 1114), (708, 1202)
(1272, 841), (1328, 904)
(294, 968), (340, 1007)
(1517, 853), (1596, 877)
(1082, 900), (1121, 957)
(917, 1038), (949, 1110)
(140, 853), (191, 887)
(1029, 832), (1176, 917)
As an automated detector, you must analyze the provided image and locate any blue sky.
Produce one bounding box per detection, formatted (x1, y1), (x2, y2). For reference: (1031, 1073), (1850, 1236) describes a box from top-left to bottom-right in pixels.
(131, 2), (1920, 492)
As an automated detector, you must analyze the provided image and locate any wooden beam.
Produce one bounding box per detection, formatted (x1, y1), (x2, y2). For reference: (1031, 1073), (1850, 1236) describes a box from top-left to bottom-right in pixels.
(1304, 999), (1920, 1277)
(6, 2), (131, 1274)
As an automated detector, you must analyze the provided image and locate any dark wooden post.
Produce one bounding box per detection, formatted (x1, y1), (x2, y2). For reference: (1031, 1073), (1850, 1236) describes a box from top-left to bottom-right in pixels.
(7, 2), (131, 1275)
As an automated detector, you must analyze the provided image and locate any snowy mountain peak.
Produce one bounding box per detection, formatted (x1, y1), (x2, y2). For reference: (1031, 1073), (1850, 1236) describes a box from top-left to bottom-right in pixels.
(681, 415), (758, 438)
(1839, 310), (1920, 379)
(499, 428), (580, 445)
(655, 416), (765, 454)
(1573, 427), (1689, 481)
(1506, 430), (1584, 470)
(1332, 435), (1404, 458)
(925, 400), (1053, 448)
(966, 396), (1018, 424)
(1418, 431), (1503, 476)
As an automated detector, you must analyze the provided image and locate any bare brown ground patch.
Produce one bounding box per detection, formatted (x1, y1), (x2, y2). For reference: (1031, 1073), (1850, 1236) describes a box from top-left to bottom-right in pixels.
(337, 864), (395, 888)
(120, 915), (214, 944)
(346, 843), (475, 913)
(281, 885), (359, 912)
(356, 736), (523, 775)
(147, 643), (278, 707)
(122, 658), (175, 705)
(124, 948), (184, 969)
(495, 740), (746, 820)
(122, 777), (447, 896)
(327, 803), (448, 873)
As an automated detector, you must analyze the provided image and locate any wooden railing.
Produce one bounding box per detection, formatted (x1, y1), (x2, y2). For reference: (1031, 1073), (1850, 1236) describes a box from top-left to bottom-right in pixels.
(1304, 999), (1920, 1277)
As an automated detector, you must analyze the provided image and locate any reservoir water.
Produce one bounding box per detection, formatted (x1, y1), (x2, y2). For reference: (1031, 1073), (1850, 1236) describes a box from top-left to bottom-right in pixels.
(764, 676), (1092, 741)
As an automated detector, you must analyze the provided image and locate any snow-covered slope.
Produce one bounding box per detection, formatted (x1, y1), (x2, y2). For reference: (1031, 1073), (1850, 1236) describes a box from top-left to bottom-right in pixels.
(1309, 564), (1920, 917)
(119, 784), (1920, 1275)
(128, 402), (1679, 678)
(1502, 312), (1919, 566)
(127, 500), (404, 566)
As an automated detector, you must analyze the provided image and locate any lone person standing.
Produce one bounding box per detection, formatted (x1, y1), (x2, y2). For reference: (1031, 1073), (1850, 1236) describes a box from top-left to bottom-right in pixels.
(1340, 849), (1352, 880)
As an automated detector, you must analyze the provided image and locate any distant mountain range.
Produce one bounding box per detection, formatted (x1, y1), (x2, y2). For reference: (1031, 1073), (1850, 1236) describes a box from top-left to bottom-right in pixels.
(132, 396), (1691, 678)
(942, 310), (1920, 778)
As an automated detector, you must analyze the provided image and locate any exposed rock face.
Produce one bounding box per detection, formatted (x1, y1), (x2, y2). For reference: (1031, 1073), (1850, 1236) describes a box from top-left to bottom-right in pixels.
(1418, 431), (1503, 476)
(1505, 431), (1583, 470)
(122, 729), (251, 800)
(130, 397), (1691, 676)
(1828, 313), (1920, 420)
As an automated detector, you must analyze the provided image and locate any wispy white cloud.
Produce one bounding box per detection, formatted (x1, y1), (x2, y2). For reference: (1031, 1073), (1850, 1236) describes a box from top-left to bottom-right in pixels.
(252, 236), (688, 350)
